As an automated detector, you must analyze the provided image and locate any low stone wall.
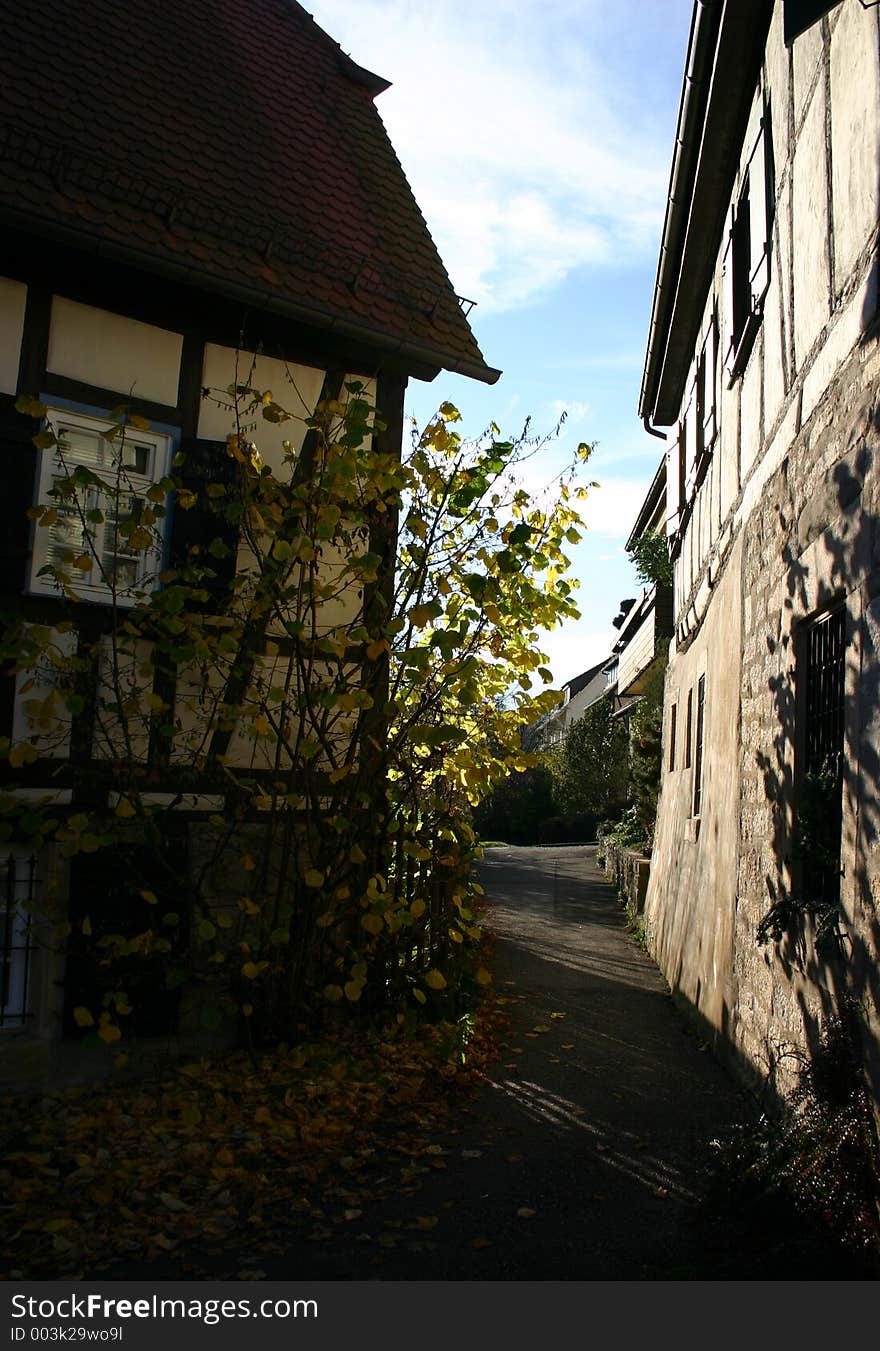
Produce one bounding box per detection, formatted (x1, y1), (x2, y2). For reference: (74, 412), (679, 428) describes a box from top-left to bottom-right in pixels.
(597, 839), (651, 920)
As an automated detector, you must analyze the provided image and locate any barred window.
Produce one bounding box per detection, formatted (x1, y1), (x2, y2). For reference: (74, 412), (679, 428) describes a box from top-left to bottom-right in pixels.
(1, 850), (37, 1029)
(799, 607), (846, 908)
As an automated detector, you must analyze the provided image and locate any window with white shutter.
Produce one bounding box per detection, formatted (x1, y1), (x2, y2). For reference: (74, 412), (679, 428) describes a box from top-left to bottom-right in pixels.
(28, 407), (173, 604)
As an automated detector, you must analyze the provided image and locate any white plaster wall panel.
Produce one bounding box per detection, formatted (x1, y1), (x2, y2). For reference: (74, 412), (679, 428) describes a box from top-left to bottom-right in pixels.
(718, 393), (739, 526)
(800, 266), (876, 428)
(697, 480), (708, 574)
(791, 19), (823, 126)
(91, 637), (153, 763)
(830, 0), (880, 294)
(764, 3), (790, 193)
(777, 176), (795, 378)
(791, 83), (831, 367)
(0, 277), (27, 395)
(762, 273), (787, 435)
(46, 297), (183, 406)
(739, 339), (763, 480)
(11, 627), (76, 758)
(199, 345), (325, 473)
(712, 449), (722, 539)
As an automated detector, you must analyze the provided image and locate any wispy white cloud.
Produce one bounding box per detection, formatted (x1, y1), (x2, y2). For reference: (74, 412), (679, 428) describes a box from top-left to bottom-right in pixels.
(307, 0), (671, 315)
(548, 399), (591, 428)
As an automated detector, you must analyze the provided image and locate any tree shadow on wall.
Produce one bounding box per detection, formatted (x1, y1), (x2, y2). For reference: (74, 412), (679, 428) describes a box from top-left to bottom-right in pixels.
(747, 348), (880, 1243)
(746, 375), (880, 1252)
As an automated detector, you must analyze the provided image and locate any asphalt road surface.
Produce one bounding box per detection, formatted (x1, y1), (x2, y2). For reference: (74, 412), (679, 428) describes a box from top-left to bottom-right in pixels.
(264, 844), (857, 1280)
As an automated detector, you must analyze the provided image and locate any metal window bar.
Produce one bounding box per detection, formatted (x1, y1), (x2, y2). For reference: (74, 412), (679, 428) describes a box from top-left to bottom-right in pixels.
(1, 852), (36, 1028)
(692, 675), (706, 817)
(805, 608), (846, 777)
(802, 607), (846, 906)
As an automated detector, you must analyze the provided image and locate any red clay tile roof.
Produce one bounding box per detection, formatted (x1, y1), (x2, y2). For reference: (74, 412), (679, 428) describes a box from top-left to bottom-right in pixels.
(0, 0), (499, 383)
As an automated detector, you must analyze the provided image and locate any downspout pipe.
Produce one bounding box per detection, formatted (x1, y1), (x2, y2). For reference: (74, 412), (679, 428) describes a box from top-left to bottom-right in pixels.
(638, 0), (721, 428)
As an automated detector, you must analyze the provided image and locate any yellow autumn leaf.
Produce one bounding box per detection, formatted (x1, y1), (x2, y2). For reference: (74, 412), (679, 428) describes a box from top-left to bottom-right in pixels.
(360, 913), (383, 936)
(344, 979), (364, 1002)
(72, 554), (92, 571)
(424, 969), (447, 991)
(73, 1006), (94, 1027)
(241, 961), (260, 980)
(304, 868), (324, 888)
(97, 1021), (122, 1044)
(410, 899), (426, 919)
(413, 988), (427, 1005)
(115, 797), (136, 819)
(140, 889), (158, 905)
(323, 984), (344, 1002)
(8, 741), (38, 769)
(475, 967), (493, 986)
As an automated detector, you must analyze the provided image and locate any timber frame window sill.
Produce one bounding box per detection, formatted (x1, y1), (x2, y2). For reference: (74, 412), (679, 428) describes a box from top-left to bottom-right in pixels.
(726, 306), (763, 384)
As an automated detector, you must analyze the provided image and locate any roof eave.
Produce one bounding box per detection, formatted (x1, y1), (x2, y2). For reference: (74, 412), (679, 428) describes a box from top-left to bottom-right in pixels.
(0, 205), (502, 385)
(639, 0), (772, 428)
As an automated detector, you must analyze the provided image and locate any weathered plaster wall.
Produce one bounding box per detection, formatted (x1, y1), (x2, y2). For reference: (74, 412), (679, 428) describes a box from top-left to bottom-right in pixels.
(646, 535), (742, 1045)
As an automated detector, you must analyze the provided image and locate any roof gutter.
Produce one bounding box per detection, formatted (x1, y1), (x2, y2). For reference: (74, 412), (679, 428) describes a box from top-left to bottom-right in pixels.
(638, 0), (722, 426)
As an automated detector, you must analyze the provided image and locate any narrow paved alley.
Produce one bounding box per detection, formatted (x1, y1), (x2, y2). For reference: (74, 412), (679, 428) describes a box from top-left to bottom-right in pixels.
(266, 844), (853, 1280)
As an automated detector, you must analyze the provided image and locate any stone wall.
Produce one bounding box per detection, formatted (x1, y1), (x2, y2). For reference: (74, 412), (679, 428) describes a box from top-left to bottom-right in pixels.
(735, 334), (880, 1104)
(598, 836), (650, 922)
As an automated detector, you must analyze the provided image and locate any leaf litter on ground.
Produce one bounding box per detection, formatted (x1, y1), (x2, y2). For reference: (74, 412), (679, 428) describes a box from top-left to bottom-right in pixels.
(0, 993), (507, 1279)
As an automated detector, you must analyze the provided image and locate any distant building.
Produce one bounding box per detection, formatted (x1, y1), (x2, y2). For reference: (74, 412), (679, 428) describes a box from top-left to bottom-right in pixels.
(522, 660), (609, 751)
(608, 460), (672, 720)
(638, 0), (880, 1104)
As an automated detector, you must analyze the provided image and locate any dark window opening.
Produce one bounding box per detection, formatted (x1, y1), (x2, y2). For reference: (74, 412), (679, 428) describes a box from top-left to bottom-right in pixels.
(669, 702), (678, 772)
(730, 179), (753, 354)
(692, 674), (706, 817)
(684, 688), (693, 770)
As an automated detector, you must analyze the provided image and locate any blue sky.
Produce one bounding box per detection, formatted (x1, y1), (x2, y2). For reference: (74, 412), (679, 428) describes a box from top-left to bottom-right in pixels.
(308, 0), (693, 683)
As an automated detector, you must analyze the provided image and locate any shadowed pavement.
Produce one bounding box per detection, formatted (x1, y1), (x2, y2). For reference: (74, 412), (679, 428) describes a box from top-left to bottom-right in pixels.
(267, 844), (838, 1279)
